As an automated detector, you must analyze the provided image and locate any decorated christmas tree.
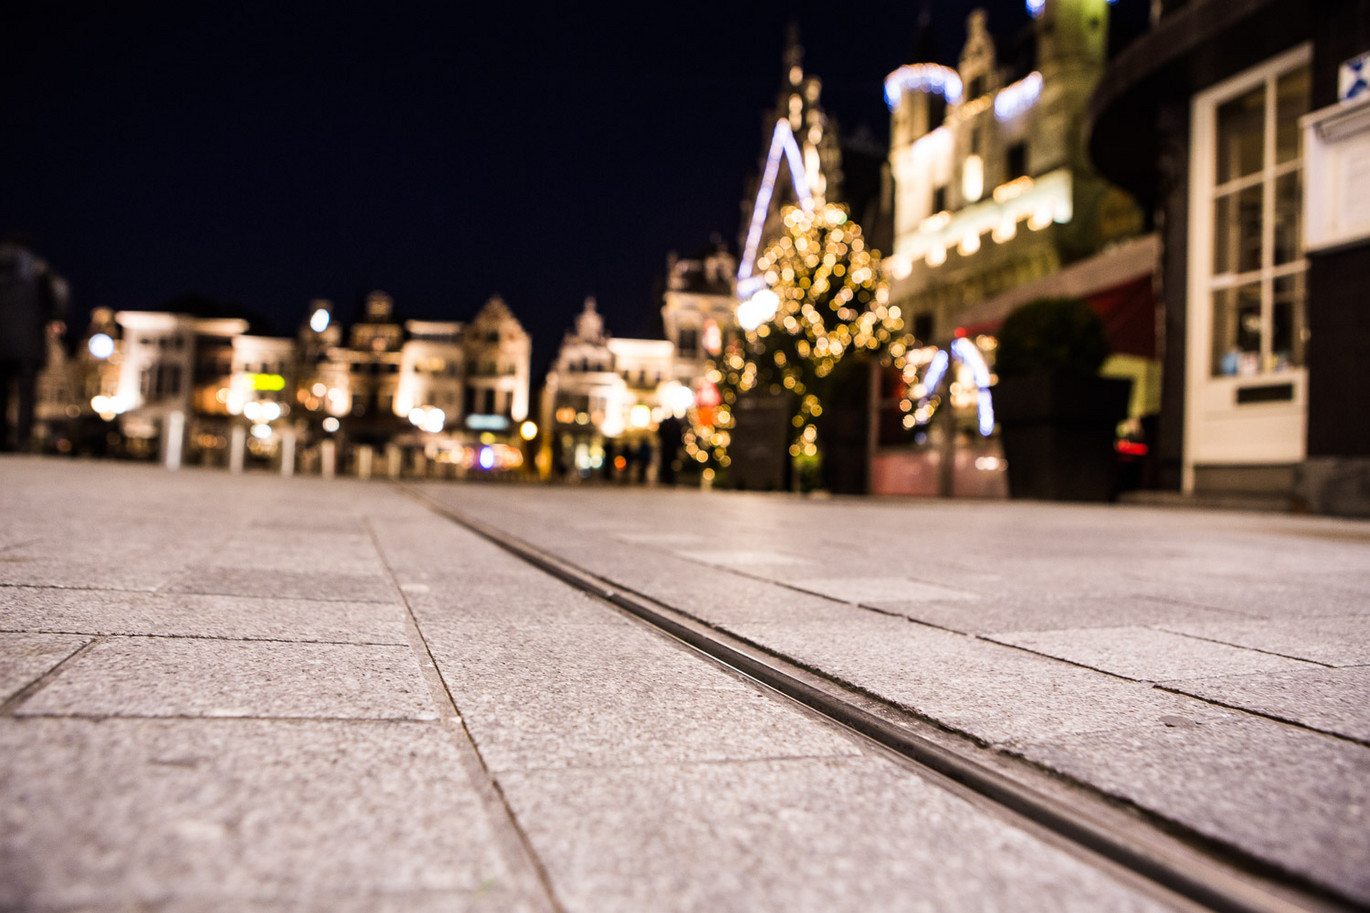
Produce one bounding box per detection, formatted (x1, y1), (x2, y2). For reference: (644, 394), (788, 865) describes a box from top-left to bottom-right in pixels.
(685, 203), (908, 486)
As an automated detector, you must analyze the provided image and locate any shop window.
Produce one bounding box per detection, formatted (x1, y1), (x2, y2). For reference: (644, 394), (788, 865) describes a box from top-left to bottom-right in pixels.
(1199, 50), (1310, 377)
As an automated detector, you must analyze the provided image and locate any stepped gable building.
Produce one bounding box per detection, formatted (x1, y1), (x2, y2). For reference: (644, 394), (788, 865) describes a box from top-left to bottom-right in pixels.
(1088, 0), (1370, 513)
(462, 295), (531, 430)
(885, 0), (1150, 355)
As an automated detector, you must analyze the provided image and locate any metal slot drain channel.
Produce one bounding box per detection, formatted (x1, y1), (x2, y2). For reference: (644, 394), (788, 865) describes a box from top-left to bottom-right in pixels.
(406, 488), (1352, 913)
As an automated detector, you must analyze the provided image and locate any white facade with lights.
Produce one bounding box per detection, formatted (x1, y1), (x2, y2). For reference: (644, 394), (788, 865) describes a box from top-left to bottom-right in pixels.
(46, 291), (533, 474)
(541, 297), (677, 480)
(885, 0), (1142, 345)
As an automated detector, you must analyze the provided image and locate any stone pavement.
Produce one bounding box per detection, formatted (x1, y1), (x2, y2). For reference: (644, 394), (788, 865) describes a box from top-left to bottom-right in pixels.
(2, 457), (1367, 912)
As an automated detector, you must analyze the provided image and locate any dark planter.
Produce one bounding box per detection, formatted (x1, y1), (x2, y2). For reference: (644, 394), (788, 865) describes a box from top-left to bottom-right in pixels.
(994, 373), (1132, 501)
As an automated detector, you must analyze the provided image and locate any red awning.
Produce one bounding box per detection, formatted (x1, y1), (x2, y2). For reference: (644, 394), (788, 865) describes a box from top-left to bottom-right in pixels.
(960, 274), (1157, 359)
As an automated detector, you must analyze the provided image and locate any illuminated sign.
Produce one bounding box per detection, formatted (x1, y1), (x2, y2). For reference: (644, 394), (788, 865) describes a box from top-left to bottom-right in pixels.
(248, 373), (286, 392)
(466, 414), (510, 431)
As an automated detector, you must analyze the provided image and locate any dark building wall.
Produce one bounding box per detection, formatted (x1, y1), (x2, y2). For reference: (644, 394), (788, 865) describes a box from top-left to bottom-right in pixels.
(1306, 250), (1370, 456)
(1154, 101), (1191, 491)
(1306, 2), (1370, 458)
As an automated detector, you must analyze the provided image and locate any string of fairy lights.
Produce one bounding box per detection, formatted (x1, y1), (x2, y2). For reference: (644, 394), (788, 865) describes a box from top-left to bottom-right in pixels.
(684, 202), (916, 473)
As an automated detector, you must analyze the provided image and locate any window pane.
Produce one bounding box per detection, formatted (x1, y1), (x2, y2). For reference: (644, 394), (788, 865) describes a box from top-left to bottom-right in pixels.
(1275, 65), (1311, 166)
(1273, 170), (1302, 265)
(1272, 272), (1307, 370)
(1213, 185), (1263, 275)
(1216, 85), (1266, 184)
(1212, 283), (1263, 376)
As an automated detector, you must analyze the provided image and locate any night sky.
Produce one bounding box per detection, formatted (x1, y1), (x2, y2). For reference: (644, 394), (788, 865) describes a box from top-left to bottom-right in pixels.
(3, 1), (1056, 378)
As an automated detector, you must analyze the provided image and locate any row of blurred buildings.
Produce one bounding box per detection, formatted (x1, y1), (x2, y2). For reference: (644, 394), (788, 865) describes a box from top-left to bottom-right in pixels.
(7, 0), (1370, 512)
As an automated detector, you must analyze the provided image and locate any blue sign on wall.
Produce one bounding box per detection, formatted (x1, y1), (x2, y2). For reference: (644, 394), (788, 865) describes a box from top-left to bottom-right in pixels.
(1342, 51), (1370, 102)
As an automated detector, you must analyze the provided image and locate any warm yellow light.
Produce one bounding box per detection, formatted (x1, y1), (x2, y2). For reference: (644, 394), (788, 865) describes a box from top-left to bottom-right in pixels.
(519, 420), (538, 441)
(962, 155), (984, 202)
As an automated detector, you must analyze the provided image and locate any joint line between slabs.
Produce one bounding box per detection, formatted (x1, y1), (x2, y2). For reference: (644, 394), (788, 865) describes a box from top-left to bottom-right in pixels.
(1, 636), (104, 715)
(363, 514), (565, 913)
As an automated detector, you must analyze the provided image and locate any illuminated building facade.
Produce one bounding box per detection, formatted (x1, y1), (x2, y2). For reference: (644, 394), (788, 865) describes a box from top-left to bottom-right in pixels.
(874, 0), (1156, 497)
(108, 311), (250, 462)
(1090, 0), (1370, 512)
(462, 295), (531, 431)
(43, 291), (532, 475)
(661, 242), (737, 390)
(541, 297), (675, 481)
(885, 0), (1147, 344)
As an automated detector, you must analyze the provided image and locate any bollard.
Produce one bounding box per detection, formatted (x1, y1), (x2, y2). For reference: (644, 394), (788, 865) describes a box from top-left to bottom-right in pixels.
(280, 430), (296, 477)
(163, 411), (185, 471)
(413, 451), (427, 478)
(357, 445), (373, 480)
(320, 439), (336, 480)
(386, 443), (402, 479)
(229, 424), (247, 474)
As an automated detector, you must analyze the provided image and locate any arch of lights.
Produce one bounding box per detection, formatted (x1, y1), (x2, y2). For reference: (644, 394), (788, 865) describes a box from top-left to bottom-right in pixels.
(913, 337), (996, 436)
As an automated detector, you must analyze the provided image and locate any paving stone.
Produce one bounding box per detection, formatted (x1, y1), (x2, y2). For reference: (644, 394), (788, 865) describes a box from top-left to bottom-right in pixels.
(1156, 615), (1370, 666)
(497, 756), (1174, 913)
(0, 718), (516, 910)
(424, 622), (862, 772)
(0, 557), (179, 591)
(882, 595), (1241, 635)
(611, 531), (710, 547)
(1164, 666), (1370, 742)
(725, 617), (1237, 745)
(0, 632), (90, 703)
(1016, 717), (1370, 907)
(162, 566), (399, 604)
(783, 575), (979, 605)
(676, 548), (806, 567)
(0, 586), (408, 644)
(128, 890), (538, 913)
(1140, 578), (1370, 618)
(16, 638), (437, 720)
(987, 626), (1319, 682)
(208, 531), (386, 575)
(406, 585), (630, 628)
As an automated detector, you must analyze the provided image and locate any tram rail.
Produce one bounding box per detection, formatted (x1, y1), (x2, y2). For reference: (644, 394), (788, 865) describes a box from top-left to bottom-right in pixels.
(405, 486), (1357, 913)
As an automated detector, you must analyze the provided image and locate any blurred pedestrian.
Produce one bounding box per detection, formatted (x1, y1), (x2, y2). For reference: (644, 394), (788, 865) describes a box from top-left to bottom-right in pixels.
(0, 239), (68, 452)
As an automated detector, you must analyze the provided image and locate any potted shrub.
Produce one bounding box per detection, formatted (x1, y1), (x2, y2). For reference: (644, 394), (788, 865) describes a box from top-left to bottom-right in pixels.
(992, 297), (1131, 501)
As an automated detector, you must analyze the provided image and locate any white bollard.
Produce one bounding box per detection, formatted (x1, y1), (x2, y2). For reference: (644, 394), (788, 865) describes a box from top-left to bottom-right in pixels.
(386, 443), (402, 479)
(320, 439), (337, 480)
(280, 430), (296, 477)
(163, 411), (185, 471)
(357, 445), (373, 480)
(229, 424), (247, 474)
